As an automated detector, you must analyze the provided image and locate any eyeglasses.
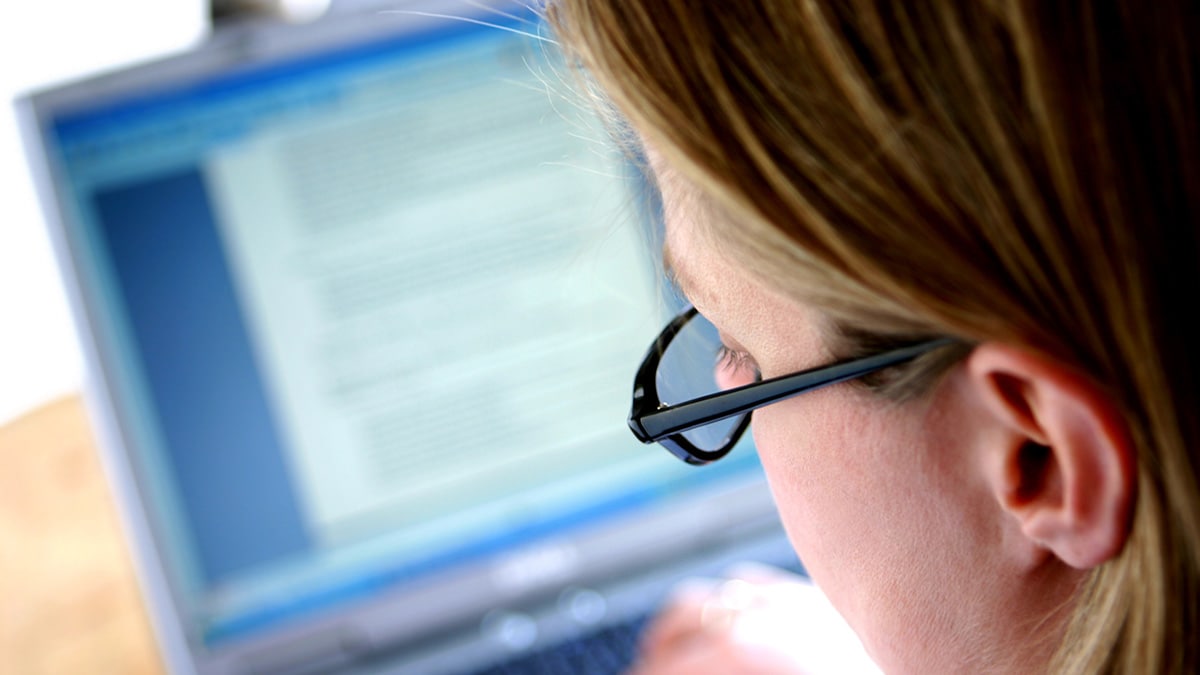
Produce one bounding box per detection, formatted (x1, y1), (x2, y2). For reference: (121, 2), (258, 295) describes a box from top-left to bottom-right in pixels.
(628, 306), (955, 465)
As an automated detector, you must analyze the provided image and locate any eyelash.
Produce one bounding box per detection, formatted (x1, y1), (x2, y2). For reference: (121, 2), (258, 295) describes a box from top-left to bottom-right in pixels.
(717, 345), (761, 379)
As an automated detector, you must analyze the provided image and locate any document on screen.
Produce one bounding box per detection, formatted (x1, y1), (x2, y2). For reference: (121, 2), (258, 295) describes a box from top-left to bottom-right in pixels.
(205, 35), (666, 555)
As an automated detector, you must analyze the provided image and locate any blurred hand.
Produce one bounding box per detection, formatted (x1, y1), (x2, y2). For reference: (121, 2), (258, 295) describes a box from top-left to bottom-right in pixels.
(626, 564), (881, 675)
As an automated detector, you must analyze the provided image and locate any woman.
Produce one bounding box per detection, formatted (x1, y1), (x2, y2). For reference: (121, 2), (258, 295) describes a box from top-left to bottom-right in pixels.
(547, 1), (1199, 673)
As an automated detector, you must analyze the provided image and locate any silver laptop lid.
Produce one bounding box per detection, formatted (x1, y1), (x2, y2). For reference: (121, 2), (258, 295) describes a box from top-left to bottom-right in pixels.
(17, 2), (778, 673)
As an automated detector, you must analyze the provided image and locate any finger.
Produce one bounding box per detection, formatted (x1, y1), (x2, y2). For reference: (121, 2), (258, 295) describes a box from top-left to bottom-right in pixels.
(638, 584), (713, 656)
(722, 564), (822, 611)
(628, 631), (809, 675)
(626, 643), (721, 675)
(640, 577), (769, 659)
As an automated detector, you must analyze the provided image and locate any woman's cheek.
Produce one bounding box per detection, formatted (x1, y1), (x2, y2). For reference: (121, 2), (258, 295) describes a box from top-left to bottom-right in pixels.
(747, 397), (854, 586)
(749, 405), (819, 544)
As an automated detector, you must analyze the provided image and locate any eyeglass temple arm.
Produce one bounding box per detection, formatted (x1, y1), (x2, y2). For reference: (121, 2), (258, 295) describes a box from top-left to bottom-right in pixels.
(635, 338), (956, 441)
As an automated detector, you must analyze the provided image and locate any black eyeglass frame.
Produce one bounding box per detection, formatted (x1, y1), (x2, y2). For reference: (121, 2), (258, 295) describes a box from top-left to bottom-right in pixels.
(629, 307), (957, 465)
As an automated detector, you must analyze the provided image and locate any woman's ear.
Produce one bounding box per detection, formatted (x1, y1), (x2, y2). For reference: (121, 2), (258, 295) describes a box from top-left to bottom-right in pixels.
(965, 344), (1137, 569)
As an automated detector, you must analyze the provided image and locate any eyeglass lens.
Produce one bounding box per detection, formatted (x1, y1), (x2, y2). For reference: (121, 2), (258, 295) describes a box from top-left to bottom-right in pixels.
(654, 311), (750, 452)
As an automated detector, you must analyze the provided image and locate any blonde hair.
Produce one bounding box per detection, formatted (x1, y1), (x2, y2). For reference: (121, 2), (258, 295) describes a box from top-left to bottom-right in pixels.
(548, 0), (1200, 672)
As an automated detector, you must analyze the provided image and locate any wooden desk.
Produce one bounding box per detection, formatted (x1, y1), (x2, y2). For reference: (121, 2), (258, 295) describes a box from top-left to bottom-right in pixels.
(0, 395), (163, 674)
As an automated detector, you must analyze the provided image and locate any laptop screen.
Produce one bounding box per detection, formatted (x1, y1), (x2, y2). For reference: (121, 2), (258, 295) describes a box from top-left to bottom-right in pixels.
(21, 2), (768, 667)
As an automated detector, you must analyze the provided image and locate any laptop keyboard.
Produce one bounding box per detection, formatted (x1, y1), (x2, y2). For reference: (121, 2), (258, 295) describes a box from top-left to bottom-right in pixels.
(470, 614), (649, 675)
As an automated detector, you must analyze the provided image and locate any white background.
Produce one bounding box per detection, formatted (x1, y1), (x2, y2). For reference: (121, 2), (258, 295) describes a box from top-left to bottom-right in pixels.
(0, 2), (207, 425)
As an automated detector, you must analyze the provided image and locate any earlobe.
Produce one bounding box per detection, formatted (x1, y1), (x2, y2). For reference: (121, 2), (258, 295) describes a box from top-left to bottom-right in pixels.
(966, 344), (1137, 570)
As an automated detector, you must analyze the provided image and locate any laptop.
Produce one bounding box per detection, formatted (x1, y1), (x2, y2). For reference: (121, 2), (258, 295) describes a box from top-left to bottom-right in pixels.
(17, 1), (797, 673)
